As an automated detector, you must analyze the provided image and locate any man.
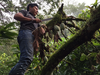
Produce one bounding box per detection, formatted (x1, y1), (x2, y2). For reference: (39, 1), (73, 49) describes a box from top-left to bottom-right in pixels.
(9, 3), (41, 75)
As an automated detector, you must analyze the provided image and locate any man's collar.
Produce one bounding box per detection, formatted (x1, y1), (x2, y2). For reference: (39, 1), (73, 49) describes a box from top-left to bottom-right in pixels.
(29, 12), (36, 18)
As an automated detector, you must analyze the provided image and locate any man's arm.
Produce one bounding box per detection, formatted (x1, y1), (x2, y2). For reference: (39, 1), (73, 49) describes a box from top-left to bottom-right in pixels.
(14, 12), (41, 23)
(14, 13), (32, 22)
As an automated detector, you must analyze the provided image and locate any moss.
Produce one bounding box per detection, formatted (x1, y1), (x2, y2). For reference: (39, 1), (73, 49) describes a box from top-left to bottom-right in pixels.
(46, 4), (66, 29)
(46, 13), (62, 28)
(89, 5), (100, 25)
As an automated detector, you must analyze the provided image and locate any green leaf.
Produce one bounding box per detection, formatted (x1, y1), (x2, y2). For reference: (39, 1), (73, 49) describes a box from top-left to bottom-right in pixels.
(12, 44), (19, 48)
(80, 53), (86, 61)
(0, 30), (18, 39)
(4, 22), (16, 29)
(87, 14), (90, 18)
(86, 52), (97, 60)
(92, 41), (100, 46)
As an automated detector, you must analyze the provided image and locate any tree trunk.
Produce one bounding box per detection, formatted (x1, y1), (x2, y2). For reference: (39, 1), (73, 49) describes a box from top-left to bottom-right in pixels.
(40, 4), (100, 75)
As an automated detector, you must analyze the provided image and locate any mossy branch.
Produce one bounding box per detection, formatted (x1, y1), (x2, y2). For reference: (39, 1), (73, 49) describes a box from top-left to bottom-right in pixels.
(40, 4), (100, 75)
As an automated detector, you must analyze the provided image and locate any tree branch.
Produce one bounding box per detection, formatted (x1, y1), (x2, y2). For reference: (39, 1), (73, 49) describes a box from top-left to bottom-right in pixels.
(40, 4), (100, 75)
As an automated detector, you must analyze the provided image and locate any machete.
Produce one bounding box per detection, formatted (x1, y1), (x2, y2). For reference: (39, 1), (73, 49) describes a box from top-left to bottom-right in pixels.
(41, 17), (53, 22)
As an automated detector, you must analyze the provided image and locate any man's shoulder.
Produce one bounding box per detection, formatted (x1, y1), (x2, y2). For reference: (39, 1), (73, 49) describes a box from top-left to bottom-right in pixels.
(19, 10), (27, 13)
(19, 10), (28, 16)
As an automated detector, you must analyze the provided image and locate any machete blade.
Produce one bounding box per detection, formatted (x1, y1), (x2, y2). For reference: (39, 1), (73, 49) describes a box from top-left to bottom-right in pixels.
(41, 17), (53, 22)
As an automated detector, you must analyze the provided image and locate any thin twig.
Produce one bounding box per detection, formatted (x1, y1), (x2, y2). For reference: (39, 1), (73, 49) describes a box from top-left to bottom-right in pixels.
(65, 26), (75, 34)
(61, 29), (68, 39)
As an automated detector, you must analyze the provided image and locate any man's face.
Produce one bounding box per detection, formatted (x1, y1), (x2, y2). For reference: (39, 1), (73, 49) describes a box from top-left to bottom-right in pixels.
(30, 6), (38, 16)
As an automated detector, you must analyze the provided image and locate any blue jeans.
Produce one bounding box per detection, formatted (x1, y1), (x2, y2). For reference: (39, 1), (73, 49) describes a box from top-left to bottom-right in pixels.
(9, 30), (34, 75)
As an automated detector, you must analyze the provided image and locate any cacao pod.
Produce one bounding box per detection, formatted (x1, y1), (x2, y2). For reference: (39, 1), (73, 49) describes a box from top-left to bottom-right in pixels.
(51, 72), (53, 75)
(44, 56), (48, 62)
(60, 23), (65, 30)
(54, 25), (60, 31)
